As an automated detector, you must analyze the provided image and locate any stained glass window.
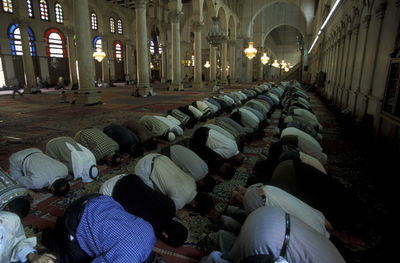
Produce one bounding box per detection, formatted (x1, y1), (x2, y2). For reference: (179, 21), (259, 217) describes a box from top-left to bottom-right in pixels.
(26, 0), (33, 17)
(117, 19), (123, 35)
(93, 36), (102, 50)
(55, 3), (63, 23)
(8, 24), (37, 56)
(40, 0), (49, 21)
(114, 40), (123, 62)
(45, 29), (65, 58)
(2, 0), (13, 13)
(91, 12), (98, 30)
(110, 17), (115, 33)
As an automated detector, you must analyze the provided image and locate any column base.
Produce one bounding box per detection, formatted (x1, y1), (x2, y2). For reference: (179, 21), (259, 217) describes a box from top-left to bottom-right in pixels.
(132, 85), (153, 97)
(169, 83), (184, 91)
(192, 82), (203, 89)
(74, 89), (102, 105)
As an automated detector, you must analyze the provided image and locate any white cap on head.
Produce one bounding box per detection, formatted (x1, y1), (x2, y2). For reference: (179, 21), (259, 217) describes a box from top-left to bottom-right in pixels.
(168, 132), (176, 142)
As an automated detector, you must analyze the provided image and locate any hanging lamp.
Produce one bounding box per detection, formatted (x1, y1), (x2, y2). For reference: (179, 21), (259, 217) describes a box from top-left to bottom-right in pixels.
(260, 52), (270, 65)
(93, 48), (106, 62)
(206, 1), (226, 47)
(244, 42), (257, 59)
(204, 61), (211, 68)
(272, 59), (280, 68)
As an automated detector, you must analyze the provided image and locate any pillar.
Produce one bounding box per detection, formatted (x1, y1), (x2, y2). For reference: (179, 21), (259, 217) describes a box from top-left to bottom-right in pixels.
(19, 22), (36, 93)
(169, 11), (184, 91)
(220, 42), (228, 85)
(210, 45), (217, 84)
(192, 21), (203, 89)
(161, 43), (168, 83)
(134, 0), (151, 96)
(73, 0), (101, 105)
(65, 27), (78, 85)
(228, 39), (236, 83)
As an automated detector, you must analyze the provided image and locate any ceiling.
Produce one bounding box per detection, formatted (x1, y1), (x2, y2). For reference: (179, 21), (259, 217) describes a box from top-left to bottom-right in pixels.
(105, 0), (154, 9)
(268, 25), (301, 46)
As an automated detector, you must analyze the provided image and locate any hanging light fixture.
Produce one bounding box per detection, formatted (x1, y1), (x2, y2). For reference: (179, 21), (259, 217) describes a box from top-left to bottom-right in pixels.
(150, 62), (154, 69)
(204, 61), (211, 68)
(93, 48), (106, 62)
(272, 59), (280, 68)
(206, 1), (226, 47)
(260, 52), (270, 65)
(244, 42), (257, 59)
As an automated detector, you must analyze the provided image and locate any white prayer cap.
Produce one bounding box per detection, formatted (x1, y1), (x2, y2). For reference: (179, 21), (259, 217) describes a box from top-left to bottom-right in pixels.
(243, 183), (265, 214)
(168, 132), (176, 142)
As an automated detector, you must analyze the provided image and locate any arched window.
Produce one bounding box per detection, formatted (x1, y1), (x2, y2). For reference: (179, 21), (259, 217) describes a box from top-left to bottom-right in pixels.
(3, 0), (13, 13)
(8, 24), (37, 56)
(55, 3), (63, 23)
(117, 19), (123, 35)
(91, 12), (98, 30)
(93, 36), (102, 50)
(114, 40), (123, 62)
(45, 29), (66, 58)
(26, 0), (33, 17)
(40, 0), (49, 20)
(109, 17), (115, 33)
(149, 40), (162, 55)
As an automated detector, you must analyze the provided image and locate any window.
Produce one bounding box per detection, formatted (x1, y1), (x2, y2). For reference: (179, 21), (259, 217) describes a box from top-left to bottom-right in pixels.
(55, 3), (63, 23)
(26, 0), (33, 17)
(2, 0), (12, 13)
(149, 40), (162, 55)
(8, 24), (37, 56)
(117, 19), (123, 35)
(114, 40), (123, 62)
(0, 57), (6, 87)
(40, 0), (49, 20)
(91, 12), (98, 30)
(110, 17), (115, 33)
(93, 36), (102, 50)
(45, 29), (66, 58)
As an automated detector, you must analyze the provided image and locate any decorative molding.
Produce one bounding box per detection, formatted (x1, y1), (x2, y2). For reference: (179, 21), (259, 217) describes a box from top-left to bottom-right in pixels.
(134, 0), (148, 9)
(191, 21), (204, 32)
(362, 15), (371, 29)
(168, 11), (184, 23)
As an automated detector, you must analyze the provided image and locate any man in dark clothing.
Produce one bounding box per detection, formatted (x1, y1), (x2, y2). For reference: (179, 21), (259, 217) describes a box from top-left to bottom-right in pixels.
(103, 124), (144, 157)
(100, 174), (188, 248)
(123, 119), (158, 150)
(42, 194), (156, 263)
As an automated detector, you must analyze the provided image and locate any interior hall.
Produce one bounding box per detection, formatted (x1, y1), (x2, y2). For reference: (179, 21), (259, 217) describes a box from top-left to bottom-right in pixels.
(0, 0), (398, 263)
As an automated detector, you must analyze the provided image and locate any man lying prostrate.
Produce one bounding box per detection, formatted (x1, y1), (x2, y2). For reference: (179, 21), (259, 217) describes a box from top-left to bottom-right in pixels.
(0, 211), (57, 263)
(100, 174), (188, 248)
(42, 194), (156, 263)
(123, 119), (158, 150)
(134, 153), (214, 218)
(46, 136), (99, 183)
(74, 127), (121, 166)
(160, 145), (221, 192)
(9, 148), (70, 196)
(281, 127), (327, 165)
(153, 115), (183, 136)
(200, 207), (345, 263)
(139, 115), (178, 142)
(191, 127), (245, 167)
(103, 124), (144, 157)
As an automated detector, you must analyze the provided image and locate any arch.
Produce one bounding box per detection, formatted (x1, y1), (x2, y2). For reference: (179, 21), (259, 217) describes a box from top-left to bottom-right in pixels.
(113, 40), (123, 61)
(150, 25), (162, 55)
(44, 28), (66, 58)
(2, 0), (13, 13)
(40, 0), (49, 21)
(228, 15), (236, 39)
(217, 5), (228, 33)
(91, 12), (98, 30)
(8, 24), (37, 56)
(55, 2), (64, 23)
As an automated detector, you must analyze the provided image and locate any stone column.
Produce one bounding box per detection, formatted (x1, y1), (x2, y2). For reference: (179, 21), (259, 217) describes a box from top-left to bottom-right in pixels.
(246, 58), (253, 83)
(192, 21), (203, 89)
(228, 39), (236, 83)
(169, 11), (184, 91)
(210, 45), (217, 84)
(65, 27), (78, 85)
(18, 22), (36, 93)
(345, 23), (360, 107)
(134, 0), (151, 96)
(73, 0), (101, 105)
(101, 36), (110, 84)
(220, 42), (228, 85)
(161, 43), (168, 83)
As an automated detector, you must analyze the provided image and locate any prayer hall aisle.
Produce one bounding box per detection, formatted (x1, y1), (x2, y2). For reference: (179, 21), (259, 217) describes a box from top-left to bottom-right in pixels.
(0, 82), (392, 263)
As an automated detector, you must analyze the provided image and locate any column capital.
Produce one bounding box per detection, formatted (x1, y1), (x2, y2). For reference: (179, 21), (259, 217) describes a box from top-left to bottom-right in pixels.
(191, 21), (204, 32)
(375, 1), (387, 20)
(362, 14), (371, 29)
(169, 11), (184, 23)
(228, 39), (236, 46)
(64, 26), (75, 36)
(134, 0), (148, 9)
(353, 23), (360, 36)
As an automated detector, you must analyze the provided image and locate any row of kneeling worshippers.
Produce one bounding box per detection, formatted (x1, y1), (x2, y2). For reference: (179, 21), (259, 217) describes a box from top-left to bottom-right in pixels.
(0, 80), (362, 263)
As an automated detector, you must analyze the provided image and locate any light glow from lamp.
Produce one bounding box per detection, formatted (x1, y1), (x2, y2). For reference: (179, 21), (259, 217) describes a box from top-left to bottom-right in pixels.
(244, 42), (257, 60)
(261, 52), (270, 65)
(93, 48), (106, 62)
(309, 0), (341, 54)
(272, 59), (280, 68)
(204, 61), (211, 68)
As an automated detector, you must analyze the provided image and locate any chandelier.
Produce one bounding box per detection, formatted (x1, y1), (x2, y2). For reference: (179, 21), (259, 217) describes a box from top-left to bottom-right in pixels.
(93, 48), (106, 62)
(260, 52), (270, 65)
(204, 61), (211, 68)
(272, 59), (280, 68)
(206, 16), (226, 46)
(181, 59), (192, 67)
(244, 42), (257, 59)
